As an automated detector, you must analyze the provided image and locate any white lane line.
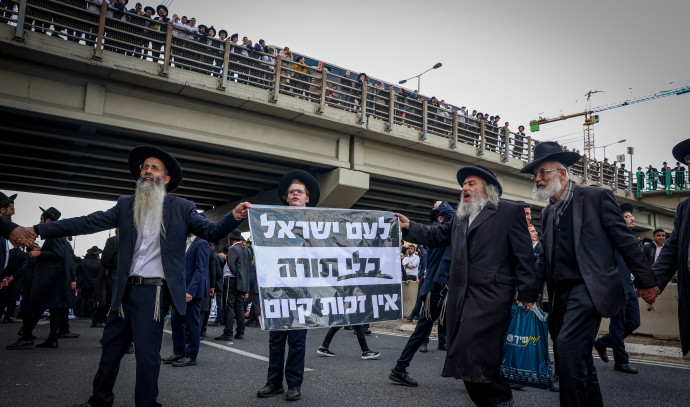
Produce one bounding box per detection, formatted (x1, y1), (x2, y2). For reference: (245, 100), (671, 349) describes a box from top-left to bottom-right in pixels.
(162, 329), (313, 372)
(374, 330), (690, 370)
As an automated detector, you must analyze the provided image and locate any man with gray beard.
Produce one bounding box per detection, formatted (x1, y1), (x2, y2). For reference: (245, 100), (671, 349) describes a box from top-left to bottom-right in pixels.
(523, 141), (658, 407)
(22, 146), (250, 407)
(395, 165), (537, 406)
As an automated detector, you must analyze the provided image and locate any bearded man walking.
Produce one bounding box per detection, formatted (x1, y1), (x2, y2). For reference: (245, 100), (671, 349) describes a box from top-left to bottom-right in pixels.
(524, 142), (658, 407)
(21, 146), (250, 407)
(394, 165), (538, 407)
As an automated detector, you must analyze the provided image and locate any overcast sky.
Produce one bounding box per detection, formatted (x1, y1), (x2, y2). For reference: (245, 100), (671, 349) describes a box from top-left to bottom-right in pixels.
(5, 0), (689, 255)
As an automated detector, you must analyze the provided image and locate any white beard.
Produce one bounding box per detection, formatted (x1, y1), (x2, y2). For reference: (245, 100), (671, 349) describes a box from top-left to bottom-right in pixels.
(532, 176), (563, 202)
(133, 175), (166, 234)
(456, 191), (487, 220)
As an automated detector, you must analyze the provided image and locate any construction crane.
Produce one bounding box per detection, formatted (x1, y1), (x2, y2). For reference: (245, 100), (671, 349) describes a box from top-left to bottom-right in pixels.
(530, 83), (690, 159)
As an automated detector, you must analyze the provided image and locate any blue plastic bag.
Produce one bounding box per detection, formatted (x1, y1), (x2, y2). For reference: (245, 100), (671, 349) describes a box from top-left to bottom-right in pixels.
(499, 304), (553, 389)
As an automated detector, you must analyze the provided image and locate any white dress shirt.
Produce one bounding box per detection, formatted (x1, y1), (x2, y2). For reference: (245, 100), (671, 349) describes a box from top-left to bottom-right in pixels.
(129, 214), (165, 279)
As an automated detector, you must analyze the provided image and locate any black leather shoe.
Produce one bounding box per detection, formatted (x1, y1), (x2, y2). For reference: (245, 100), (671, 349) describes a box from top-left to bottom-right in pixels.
(58, 332), (80, 339)
(613, 363), (638, 374)
(215, 334), (233, 341)
(172, 356), (197, 367)
(6, 339), (34, 350)
(234, 333), (244, 339)
(286, 386), (301, 401)
(257, 382), (284, 398)
(36, 339), (58, 348)
(550, 374), (560, 392)
(437, 343), (447, 351)
(17, 328), (37, 339)
(161, 354), (184, 364)
(389, 369), (418, 387)
(593, 340), (609, 363)
(496, 399), (515, 407)
(419, 343), (428, 353)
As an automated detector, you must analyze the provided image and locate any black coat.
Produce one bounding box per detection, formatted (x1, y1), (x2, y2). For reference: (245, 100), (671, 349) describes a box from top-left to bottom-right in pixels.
(653, 197), (690, 355)
(78, 254), (103, 290)
(97, 235), (118, 305)
(0, 218), (18, 240)
(405, 200), (538, 382)
(201, 249), (221, 312)
(643, 243), (662, 266)
(227, 243), (252, 293)
(536, 185), (658, 318)
(31, 237), (77, 309)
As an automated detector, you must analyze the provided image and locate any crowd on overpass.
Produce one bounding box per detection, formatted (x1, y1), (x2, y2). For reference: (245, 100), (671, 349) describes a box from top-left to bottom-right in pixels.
(2, 138), (689, 407)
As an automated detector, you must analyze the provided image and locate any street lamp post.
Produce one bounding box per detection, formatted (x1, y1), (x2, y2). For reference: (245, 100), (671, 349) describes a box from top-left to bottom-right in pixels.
(398, 62), (442, 93)
(598, 138), (627, 160)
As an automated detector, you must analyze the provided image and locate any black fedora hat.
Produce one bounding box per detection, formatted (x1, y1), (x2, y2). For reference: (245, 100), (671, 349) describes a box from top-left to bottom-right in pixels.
(0, 192), (17, 208)
(39, 206), (61, 221)
(227, 229), (244, 241)
(520, 141), (581, 174)
(87, 245), (103, 255)
(619, 202), (633, 214)
(144, 6), (155, 14)
(198, 24), (208, 32)
(128, 146), (183, 192)
(456, 165), (503, 196)
(672, 139), (690, 164)
(278, 170), (320, 207)
(156, 4), (168, 15)
(219, 29), (228, 38)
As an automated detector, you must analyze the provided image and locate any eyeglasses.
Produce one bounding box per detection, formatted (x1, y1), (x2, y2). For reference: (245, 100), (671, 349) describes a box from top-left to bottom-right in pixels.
(530, 168), (562, 180)
(288, 189), (306, 196)
(140, 164), (163, 172)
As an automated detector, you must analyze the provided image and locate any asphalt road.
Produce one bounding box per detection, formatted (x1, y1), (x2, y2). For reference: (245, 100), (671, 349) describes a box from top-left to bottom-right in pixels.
(2, 318), (689, 406)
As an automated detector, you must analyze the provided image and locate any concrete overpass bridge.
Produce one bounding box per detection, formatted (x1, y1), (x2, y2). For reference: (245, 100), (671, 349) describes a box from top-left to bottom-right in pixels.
(0, 0), (682, 233)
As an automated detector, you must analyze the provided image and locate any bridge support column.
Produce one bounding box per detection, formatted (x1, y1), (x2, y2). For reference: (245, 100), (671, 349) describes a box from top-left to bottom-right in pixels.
(316, 167), (370, 209)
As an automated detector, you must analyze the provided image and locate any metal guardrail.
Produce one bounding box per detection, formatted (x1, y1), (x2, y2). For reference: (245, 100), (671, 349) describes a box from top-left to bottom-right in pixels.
(0, 0), (676, 197)
(635, 171), (687, 197)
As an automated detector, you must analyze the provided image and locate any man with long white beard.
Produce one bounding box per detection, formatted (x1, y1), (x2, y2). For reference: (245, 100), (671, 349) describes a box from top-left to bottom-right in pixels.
(394, 165), (537, 407)
(22, 146), (250, 407)
(523, 141), (658, 407)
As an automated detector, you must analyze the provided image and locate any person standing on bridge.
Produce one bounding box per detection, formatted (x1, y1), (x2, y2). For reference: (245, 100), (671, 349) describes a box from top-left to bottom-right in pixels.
(17, 145), (250, 407)
(393, 165), (538, 406)
(257, 170), (320, 402)
(524, 141), (659, 407)
(652, 138), (690, 361)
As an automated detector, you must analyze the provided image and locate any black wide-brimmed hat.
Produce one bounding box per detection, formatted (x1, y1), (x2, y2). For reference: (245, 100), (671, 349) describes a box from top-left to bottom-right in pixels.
(87, 246), (103, 255)
(672, 139), (690, 164)
(128, 146), (182, 192)
(39, 206), (61, 221)
(619, 202), (633, 214)
(198, 24), (208, 32)
(156, 4), (168, 15)
(278, 170), (320, 207)
(0, 192), (17, 208)
(520, 141), (581, 174)
(219, 29), (228, 37)
(456, 165), (503, 197)
(227, 229), (244, 241)
(144, 6), (155, 14)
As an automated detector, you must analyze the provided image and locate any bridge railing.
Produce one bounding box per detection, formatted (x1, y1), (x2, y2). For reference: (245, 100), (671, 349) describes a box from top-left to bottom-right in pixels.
(0, 0), (662, 197)
(635, 171), (687, 197)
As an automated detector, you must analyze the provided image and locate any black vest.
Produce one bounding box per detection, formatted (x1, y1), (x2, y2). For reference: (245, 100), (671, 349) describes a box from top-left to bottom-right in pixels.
(552, 202), (583, 282)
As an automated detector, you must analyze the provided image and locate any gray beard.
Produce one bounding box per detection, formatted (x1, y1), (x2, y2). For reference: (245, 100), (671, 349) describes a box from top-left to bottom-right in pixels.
(456, 192), (487, 220)
(532, 176), (563, 202)
(133, 176), (166, 234)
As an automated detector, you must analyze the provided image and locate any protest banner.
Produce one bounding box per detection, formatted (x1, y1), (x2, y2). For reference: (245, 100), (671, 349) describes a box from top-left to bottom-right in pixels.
(248, 205), (402, 330)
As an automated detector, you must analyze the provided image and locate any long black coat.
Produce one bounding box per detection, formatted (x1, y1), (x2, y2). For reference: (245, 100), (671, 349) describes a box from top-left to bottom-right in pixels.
(653, 197), (690, 355)
(31, 237), (77, 309)
(227, 243), (252, 293)
(78, 254), (103, 290)
(536, 185), (658, 318)
(96, 235), (118, 305)
(405, 200), (538, 382)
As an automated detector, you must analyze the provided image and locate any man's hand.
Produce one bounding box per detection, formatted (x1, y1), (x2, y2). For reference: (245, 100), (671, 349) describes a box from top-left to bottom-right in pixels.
(28, 246), (41, 258)
(433, 201), (442, 210)
(395, 213), (410, 229)
(186, 293), (193, 302)
(404, 280), (413, 285)
(232, 202), (251, 220)
(10, 226), (37, 247)
(71, 281), (76, 290)
(637, 286), (661, 305)
(219, 253), (227, 261)
(522, 302), (534, 310)
(210, 289), (215, 297)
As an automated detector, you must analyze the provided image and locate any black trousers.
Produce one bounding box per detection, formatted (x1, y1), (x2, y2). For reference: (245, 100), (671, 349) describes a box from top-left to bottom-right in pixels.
(248, 291), (260, 323)
(550, 282), (603, 407)
(463, 380), (512, 407)
(222, 276), (245, 336)
(49, 307), (70, 337)
(87, 283), (171, 407)
(321, 325), (369, 352)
